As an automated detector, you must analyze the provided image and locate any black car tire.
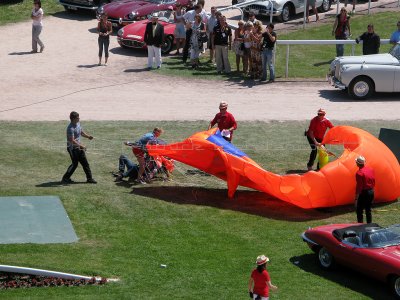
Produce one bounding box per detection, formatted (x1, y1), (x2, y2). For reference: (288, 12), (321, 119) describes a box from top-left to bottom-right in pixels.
(318, 247), (335, 269)
(348, 76), (374, 100)
(278, 3), (291, 22)
(318, 0), (331, 12)
(390, 276), (400, 299)
(161, 36), (174, 54)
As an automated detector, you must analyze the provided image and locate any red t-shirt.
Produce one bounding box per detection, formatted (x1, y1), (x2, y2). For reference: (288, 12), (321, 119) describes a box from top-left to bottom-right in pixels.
(307, 116), (334, 140)
(210, 111), (237, 139)
(356, 166), (375, 194)
(251, 269), (270, 297)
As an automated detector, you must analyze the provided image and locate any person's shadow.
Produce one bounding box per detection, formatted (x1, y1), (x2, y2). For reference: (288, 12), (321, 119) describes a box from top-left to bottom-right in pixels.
(9, 51), (37, 55)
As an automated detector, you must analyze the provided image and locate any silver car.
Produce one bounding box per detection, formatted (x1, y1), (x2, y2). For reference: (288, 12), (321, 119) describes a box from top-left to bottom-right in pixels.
(327, 43), (400, 100)
(235, 0), (332, 22)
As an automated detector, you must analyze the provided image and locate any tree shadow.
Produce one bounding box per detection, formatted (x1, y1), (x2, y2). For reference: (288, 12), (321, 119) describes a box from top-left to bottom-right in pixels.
(289, 254), (396, 299)
(129, 186), (355, 221)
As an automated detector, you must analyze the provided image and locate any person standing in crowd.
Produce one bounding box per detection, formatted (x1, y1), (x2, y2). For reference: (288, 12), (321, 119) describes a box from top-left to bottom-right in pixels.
(182, 21), (193, 64)
(332, 8), (351, 57)
(144, 12), (164, 69)
(355, 156), (375, 223)
(249, 21), (263, 80)
(173, 3), (186, 55)
(208, 101), (237, 142)
(248, 12), (258, 25)
(306, 0), (319, 23)
(31, 0), (44, 53)
(306, 109), (334, 171)
(206, 7), (218, 63)
(243, 22), (253, 76)
(183, 4), (204, 23)
(190, 14), (206, 69)
(260, 23), (277, 83)
(213, 15), (232, 74)
(248, 255), (278, 300)
(355, 24), (380, 55)
(389, 20), (400, 45)
(130, 128), (163, 184)
(233, 20), (245, 73)
(97, 13), (112, 66)
(62, 111), (97, 184)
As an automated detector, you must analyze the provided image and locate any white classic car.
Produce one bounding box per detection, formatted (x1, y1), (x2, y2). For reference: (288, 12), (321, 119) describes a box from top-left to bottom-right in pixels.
(233, 0), (331, 22)
(328, 43), (400, 100)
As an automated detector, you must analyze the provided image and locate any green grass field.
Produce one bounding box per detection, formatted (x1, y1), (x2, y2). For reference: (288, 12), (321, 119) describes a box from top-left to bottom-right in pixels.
(1, 120), (399, 299)
(159, 11), (399, 79)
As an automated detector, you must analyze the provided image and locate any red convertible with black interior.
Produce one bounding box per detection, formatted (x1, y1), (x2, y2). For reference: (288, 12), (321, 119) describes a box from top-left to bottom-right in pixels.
(302, 223), (400, 298)
(97, 0), (189, 28)
(117, 10), (177, 54)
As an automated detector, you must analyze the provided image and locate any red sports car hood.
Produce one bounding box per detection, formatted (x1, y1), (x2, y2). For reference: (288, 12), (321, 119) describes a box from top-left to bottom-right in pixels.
(123, 20), (171, 40)
(103, 0), (154, 18)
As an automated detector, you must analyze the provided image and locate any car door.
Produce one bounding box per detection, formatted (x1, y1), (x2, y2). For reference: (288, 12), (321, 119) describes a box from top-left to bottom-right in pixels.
(334, 240), (371, 273)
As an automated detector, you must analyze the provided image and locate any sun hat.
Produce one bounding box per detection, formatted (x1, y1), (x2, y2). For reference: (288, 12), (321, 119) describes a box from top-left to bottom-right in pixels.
(317, 108), (326, 115)
(355, 155), (366, 165)
(151, 12), (159, 18)
(219, 101), (228, 109)
(256, 255), (269, 265)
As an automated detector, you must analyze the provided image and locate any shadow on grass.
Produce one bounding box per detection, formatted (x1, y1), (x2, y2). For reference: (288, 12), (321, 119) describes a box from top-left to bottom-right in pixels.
(313, 59), (334, 67)
(319, 89), (400, 102)
(130, 186), (354, 221)
(0, 0), (23, 5)
(36, 181), (89, 187)
(290, 254), (396, 299)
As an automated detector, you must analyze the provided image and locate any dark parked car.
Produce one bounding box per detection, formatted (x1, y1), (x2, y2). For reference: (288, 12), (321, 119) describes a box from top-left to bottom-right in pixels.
(59, 0), (115, 12)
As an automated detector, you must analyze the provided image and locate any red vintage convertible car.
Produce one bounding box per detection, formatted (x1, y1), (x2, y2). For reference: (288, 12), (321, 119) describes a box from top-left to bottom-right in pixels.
(97, 0), (189, 28)
(117, 10), (177, 54)
(302, 223), (400, 298)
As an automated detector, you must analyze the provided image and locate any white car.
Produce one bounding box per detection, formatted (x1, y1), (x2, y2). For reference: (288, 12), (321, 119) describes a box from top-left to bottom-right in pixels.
(327, 43), (400, 100)
(234, 0), (332, 22)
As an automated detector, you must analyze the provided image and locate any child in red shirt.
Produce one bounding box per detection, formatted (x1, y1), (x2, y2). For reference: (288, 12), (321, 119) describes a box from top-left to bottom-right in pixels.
(248, 255), (278, 300)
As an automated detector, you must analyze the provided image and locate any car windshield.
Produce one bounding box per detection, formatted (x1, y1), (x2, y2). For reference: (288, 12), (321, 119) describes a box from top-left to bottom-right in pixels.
(389, 44), (400, 61)
(363, 225), (400, 248)
(147, 10), (174, 23)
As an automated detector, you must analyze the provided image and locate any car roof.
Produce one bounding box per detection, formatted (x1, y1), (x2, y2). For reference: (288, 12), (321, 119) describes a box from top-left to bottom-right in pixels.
(332, 223), (381, 240)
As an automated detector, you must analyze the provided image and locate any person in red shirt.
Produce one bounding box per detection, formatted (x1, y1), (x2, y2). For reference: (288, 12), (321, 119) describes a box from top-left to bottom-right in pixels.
(208, 101), (237, 142)
(306, 108), (334, 170)
(355, 156), (375, 223)
(248, 255), (278, 300)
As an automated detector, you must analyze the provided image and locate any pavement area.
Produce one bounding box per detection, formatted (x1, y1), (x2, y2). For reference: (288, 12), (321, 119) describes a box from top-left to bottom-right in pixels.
(0, 0), (399, 122)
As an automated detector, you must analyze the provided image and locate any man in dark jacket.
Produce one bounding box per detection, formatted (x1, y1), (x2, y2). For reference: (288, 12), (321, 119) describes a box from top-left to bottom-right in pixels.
(356, 24), (380, 55)
(144, 12), (164, 69)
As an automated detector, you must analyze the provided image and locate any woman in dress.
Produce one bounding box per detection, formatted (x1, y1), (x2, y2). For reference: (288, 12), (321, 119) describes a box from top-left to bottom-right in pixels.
(190, 14), (206, 69)
(233, 20), (245, 73)
(249, 21), (263, 79)
(173, 3), (186, 55)
(332, 8), (351, 57)
(243, 22), (253, 76)
(97, 13), (112, 66)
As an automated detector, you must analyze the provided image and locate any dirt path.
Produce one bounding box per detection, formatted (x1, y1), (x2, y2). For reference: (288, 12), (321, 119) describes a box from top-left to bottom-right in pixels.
(0, 1), (399, 122)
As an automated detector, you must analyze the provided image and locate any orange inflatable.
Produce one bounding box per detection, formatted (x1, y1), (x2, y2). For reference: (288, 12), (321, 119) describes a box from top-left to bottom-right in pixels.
(147, 126), (400, 208)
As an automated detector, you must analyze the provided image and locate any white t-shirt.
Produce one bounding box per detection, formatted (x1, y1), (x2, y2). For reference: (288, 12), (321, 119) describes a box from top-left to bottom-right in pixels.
(183, 9), (208, 24)
(32, 8), (43, 26)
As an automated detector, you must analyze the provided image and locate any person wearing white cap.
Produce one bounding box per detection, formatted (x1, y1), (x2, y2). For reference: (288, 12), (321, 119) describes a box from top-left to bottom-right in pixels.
(144, 12), (164, 69)
(208, 101), (237, 142)
(306, 108), (334, 171)
(355, 155), (375, 223)
(248, 255), (278, 300)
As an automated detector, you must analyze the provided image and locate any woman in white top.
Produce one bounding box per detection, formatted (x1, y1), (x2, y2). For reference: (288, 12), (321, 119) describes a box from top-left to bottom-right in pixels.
(31, 0), (44, 53)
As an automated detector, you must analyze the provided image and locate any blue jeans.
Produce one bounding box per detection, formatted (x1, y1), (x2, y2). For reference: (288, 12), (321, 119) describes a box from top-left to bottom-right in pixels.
(335, 37), (345, 57)
(261, 48), (274, 81)
(119, 154), (138, 178)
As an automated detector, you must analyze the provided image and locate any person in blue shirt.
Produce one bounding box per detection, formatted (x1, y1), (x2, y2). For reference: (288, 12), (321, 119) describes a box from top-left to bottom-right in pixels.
(126, 128), (163, 184)
(390, 21), (400, 45)
(62, 111), (96, 184)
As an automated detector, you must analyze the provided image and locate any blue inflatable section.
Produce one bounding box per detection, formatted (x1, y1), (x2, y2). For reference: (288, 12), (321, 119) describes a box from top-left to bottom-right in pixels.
(206, 130), (248, 158)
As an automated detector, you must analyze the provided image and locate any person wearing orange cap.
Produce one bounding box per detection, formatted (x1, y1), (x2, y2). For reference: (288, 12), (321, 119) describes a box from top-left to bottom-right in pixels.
(306, 109), (334, 171)
(355, 156), (375, 223)
(208, 101), (237, 142)
(248, 255), (278, 300)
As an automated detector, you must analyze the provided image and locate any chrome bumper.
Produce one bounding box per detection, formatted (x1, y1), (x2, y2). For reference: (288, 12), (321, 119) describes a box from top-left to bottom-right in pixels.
(59, 1), (98, 10)
(301, 232), (319, 246)
(327, 74), (346, 90)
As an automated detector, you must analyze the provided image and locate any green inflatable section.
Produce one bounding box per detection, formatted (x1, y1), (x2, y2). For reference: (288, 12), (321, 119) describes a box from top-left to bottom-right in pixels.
(0, 196), (78, 244)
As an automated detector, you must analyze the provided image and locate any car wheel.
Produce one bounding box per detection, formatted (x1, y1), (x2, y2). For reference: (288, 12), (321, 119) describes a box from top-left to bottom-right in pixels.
(318, 247), (335, 269)
(161, 36), (173, 54)
(278, 4), (291, 22)
(348, 76), (374, 100)
(390, 276), (400, 298)
(318, 0), (331, 12)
